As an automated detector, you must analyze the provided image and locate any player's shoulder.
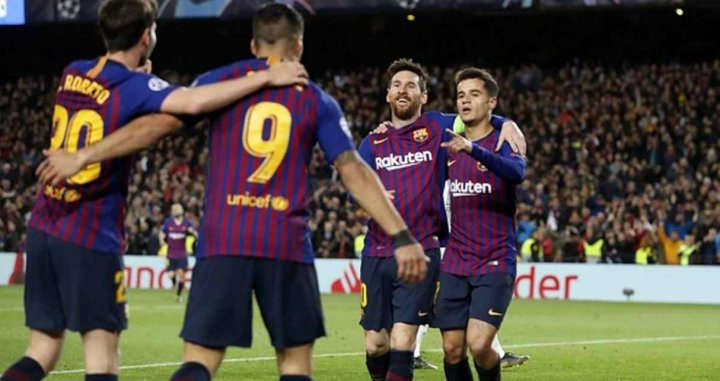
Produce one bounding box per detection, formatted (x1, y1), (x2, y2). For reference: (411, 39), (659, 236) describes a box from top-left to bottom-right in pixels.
(193, 58), (266, 86)
(64, 58), (98, 73)
(422, 111), (455, 122)
(305, 81), (334, 102)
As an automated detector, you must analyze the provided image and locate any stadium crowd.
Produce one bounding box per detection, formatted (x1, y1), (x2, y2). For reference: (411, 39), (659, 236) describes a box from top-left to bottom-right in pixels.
(1, 60), (719, 265)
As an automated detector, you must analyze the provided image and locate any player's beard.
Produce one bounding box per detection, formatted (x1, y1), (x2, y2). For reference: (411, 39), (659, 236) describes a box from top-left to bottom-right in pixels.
(390, 96), (422, 121)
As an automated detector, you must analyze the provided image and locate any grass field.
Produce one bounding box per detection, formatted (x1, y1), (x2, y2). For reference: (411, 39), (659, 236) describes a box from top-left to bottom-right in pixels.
(1, 286), (719, 380)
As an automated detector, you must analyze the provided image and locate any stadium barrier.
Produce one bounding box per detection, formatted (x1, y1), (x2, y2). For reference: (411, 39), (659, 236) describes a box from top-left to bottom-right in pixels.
(1, 253), (719, 304)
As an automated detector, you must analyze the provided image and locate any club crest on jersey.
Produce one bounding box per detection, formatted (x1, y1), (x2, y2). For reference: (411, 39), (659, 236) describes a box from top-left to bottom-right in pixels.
(477, 162), (488, 171)
(412, 128), (428, 142)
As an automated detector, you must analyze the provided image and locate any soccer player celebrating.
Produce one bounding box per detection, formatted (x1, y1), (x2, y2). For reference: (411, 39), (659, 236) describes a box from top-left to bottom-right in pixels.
(357, 59), (525, 381)
(159, 203), (197, 302)
(36, 4), (428, 381)
(4, 0), (309, 380)
(435, 67), (527, 381)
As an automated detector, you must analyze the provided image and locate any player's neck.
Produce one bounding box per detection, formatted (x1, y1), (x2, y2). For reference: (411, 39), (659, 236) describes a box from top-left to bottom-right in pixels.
(173, 217), (183, 224)
(106, 50), (143, 71)
(255, 50), (298, 62)
(465, 118), (493, 141)
(391, 111), (421, 129)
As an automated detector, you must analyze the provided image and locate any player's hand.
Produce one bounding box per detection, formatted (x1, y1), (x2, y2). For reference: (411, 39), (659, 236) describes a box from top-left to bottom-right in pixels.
(394, 243), (428, 284)
(385, 189), (395, 200)
(441, 129), (473, 154)
(136, 59), (152, 74)
(497, 121), (526, 156)
(267, 61), (309, 87)
(36, 149), (87, 186)
(372, 121), (392, 134)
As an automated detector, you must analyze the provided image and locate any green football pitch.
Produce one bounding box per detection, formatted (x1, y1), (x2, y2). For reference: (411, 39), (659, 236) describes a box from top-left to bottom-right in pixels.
(1, 286), (719, 380)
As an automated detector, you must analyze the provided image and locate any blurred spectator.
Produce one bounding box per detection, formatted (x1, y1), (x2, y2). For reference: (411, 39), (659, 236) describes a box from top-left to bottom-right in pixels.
(1, 60), (719, 262)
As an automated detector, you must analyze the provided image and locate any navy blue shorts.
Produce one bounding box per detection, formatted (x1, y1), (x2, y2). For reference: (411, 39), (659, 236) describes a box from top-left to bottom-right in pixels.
(180, 256), (325, 350)
(166, 258), (188, 271)
(432, 271), (515, 330)
(359, 249), (440, 331)
(24, 228), (127, 333)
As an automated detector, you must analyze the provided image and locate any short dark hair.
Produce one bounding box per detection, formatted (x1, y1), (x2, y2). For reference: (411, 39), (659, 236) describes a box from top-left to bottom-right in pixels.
(386, 58), (428, 92)
(253, 3), (304, 46)
(455, 67), (499, 97)
(98, 0), (157, 52)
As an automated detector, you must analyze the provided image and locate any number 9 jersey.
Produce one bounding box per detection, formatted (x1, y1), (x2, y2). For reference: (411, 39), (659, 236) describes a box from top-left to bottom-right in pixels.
(191, 58), (354, 263)
(29, 57), (179, 254)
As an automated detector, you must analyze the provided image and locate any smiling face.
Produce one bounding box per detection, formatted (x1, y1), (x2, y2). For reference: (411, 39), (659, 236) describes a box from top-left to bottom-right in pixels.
(387, 70), (427, 121)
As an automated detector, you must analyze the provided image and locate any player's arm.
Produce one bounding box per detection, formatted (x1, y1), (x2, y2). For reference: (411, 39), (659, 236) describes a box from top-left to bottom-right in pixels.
(453, 114), (527, 155)
(334, 149), (426, 284)
(37, 114), (182, 186)
(442, 128), (527, 183)
(159, 62), (308, 115)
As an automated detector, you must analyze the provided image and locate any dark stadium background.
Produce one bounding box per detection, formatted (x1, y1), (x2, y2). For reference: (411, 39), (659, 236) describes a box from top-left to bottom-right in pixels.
(1, 5), (719, 78)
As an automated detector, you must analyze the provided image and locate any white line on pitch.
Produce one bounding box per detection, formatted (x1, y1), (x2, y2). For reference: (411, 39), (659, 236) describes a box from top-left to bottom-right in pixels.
(51, 334), (720, 375)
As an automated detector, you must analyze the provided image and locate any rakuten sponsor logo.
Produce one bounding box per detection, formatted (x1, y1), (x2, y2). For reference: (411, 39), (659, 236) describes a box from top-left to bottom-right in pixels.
(375, 151), (433, 171)
(450, 179), (492, 197)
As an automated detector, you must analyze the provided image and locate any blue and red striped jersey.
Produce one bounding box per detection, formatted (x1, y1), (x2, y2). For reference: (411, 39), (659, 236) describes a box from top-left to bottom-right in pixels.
(192, 58), (354, 263)
(357, 112), (454, 257)
(162, 218), (194, 259)
(442, 130), (527, 276)
(29, 57), (178, 254)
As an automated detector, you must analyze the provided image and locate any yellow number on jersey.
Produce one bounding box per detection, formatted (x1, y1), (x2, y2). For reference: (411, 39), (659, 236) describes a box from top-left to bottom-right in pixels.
(114, 270), (127, 304)
(242, 102), (292, 184)
(51, 105), (105, 184)
(361, 282), (368, 308)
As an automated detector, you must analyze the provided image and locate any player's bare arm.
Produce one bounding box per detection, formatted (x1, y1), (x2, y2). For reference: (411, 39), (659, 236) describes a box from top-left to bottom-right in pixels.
(333, 149), (427, 284)
(37, 114), (183, 186)
(160, 61), (309, 115)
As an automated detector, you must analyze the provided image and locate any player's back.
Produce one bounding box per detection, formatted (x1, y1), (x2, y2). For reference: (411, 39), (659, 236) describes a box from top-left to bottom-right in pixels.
(29, 57), (178, 254)
(194, 57), (353, 263)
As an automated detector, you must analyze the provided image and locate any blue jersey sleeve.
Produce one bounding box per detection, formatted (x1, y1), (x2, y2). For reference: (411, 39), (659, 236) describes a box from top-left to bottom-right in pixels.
(314, 87), (355, 163)
(469, 141), (527, 184)
(162, 218), (171, 234)
(357, 137), (375, 168)
(490, 114), (506, 130)
(124, 73), (179, 114)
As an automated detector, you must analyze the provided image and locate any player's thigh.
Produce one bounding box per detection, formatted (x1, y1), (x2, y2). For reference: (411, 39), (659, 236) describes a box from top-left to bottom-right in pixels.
(466, 319), (497, 357)
(180, 257), (254, 348)
(391, 249), (441, 326)
(254, 259), (326, 350)
(48, 236), (126, 333)
(276, 342), (314, 376)
(468, 272), (515, 331)
(81, 329), (120, 374)
(183, 340), (226, 377)
(431, 271), (471, 331)
(24, 228), (66, 331)
(359, 256), (394, 332)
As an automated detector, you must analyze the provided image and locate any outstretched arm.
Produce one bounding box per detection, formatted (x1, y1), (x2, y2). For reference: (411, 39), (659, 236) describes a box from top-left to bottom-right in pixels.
(334, 150), (427, 284)
(37, 114), (183, 186)
(160, 62), (308, 115)
(442, 128), (526, 183)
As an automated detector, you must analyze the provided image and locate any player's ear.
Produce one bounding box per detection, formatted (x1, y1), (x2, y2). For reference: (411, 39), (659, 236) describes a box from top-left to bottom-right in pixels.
(292, 36), (304, 60)
(140, 27), (151, 47)
(386, 88), (391, 103)
(250, 39), (258, 56)
(421, 90), (428, 105)
(488, 96), (498, 110)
